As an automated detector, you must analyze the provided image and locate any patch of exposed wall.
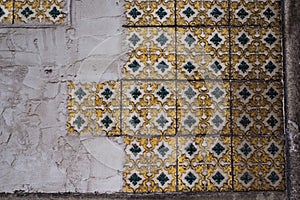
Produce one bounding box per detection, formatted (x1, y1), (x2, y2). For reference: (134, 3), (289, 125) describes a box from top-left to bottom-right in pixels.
(0, 0), (125, 193)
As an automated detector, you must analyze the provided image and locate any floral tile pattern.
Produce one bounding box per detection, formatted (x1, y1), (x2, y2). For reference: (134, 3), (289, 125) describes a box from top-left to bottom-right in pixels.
(0, 0), (13, 23)
(0, 0), (66, 24)
(67, 0), (285, 193)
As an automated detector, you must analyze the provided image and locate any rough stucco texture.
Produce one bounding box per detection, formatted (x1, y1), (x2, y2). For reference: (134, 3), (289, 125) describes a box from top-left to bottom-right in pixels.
(0, 0), (125, 193)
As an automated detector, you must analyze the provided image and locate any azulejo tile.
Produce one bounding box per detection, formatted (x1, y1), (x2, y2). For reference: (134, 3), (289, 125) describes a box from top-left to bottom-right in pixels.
(125, 0), (175, 26)
(232, 81), (283, 136)
(67, 81), (121, 136)
(94, 81), (121, 136)
(123, 52), (176, 80)
(122, 80), (176, 136)
(176, 0), (229, 25)
(0, 0), (13, 23)
(14, 0), (66, 24)
(178, 136), (232, 191)
(177, 81), (230, 135)
(231, 27), (282, 80)
(177, 27), (229, 80)
(123, 136), (176, 193)
(67, 82), (95, 134)
(231, 0), (281, 26)
(127, 27), (176, 55)
(233, 136), (285, 191)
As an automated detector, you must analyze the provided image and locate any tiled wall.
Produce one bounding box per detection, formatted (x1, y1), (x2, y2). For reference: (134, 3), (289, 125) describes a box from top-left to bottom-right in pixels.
(67, 0), (285, 193)
(0, 0), (66, 24)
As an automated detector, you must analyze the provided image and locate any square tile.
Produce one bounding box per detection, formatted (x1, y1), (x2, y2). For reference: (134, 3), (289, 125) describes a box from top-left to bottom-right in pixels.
(230, 0), (281, 26)
(178, 136), (232, 191)
(232, 81), (283, 136)
(125, 0), (175, 26)
(122, 80), (176, 136)
(123, 52), (176, 80)
(67, 81), (121, 136)
(127, 27), (176, 55)
(14, 0), (66, 24)
(124, 136), (177, 193)
(233, 136), (285, 191)
(176, 0), (229, 25)
(231, 27), (282, 80)
(177, 81), (230, 135)
(0, 0), (13, 23)
(177, 27), (229, 80)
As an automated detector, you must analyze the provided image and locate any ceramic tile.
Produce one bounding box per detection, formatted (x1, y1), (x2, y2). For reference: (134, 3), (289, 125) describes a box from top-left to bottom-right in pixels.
(122, 80), (176, 136)
(125, 0), (175, 26)
(177, 27), (229, 80)
(123, 52), (176, 80)
(231, 27), (282, 80)
(0, 0), (13, 23)
(14, 0), (66, 24)
(127, 27), (176, 54)
(233, 136), (285, 191)
(67, 81), (121, 136)
(177, 81), (230, 135)
(230, 0), (281, 26)
(232, 81), (283, 136)
(94, 81), (121, 136)
(67, 82), (95, 134)
(176, 0), (229, 25)
(178, 136), (232, 191)
(124, 136), (177, 193)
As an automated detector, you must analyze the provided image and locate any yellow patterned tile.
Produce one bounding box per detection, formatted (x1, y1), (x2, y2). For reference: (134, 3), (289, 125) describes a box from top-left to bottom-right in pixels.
(176, 0), (229, 25)
(125, 0), (175, 26)
(14, 0), (66, 24)
(178, 81), (230, 135)
(0, 0), (13, 23)
(231, 0), (281, 26)
(123, 53), (176, 80)
(124, 136), (176, 193)
(231, 27), (282, 80)
(178, 136), (232, 191)
(94, 81), (121, 136)
(232, 81), (283, 136)
(127, 27), (176, 54)
(122, 80), (176, 136)
(233, 136), (285, 191)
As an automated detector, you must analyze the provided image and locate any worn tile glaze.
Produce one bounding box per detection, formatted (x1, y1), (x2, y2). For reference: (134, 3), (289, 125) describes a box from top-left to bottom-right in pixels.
(66, 0), (285, 193)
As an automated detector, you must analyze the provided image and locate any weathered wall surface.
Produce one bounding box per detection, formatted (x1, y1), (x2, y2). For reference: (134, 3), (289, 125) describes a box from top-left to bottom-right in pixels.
(0, 0), (125, 193)
(0, 0), (299, 199)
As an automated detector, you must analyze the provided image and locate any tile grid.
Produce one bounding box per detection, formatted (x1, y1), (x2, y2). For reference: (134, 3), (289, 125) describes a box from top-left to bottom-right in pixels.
(67, 0), (285, 193)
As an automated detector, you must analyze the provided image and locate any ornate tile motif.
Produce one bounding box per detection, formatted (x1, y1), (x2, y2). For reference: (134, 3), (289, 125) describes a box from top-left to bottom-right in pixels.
(0, 0), (13, 23)
(177, 81), (230, 135)
(177, 27), (229, 80)
(231, 0), (281, 26)
(125, 0), (175, 26)
(123, 136), (177, 193)
(67, 0), (285, 193)
(232, 81), (283, 136)
(14, 0), (66, 24)
(67, 81), (121, 136)
(176, 0), (229, 25)
(231, 27), (282, 80)
(122, 80), (176, 136)
(233, 136), (285, 191)
(178, 136), (232, 191)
